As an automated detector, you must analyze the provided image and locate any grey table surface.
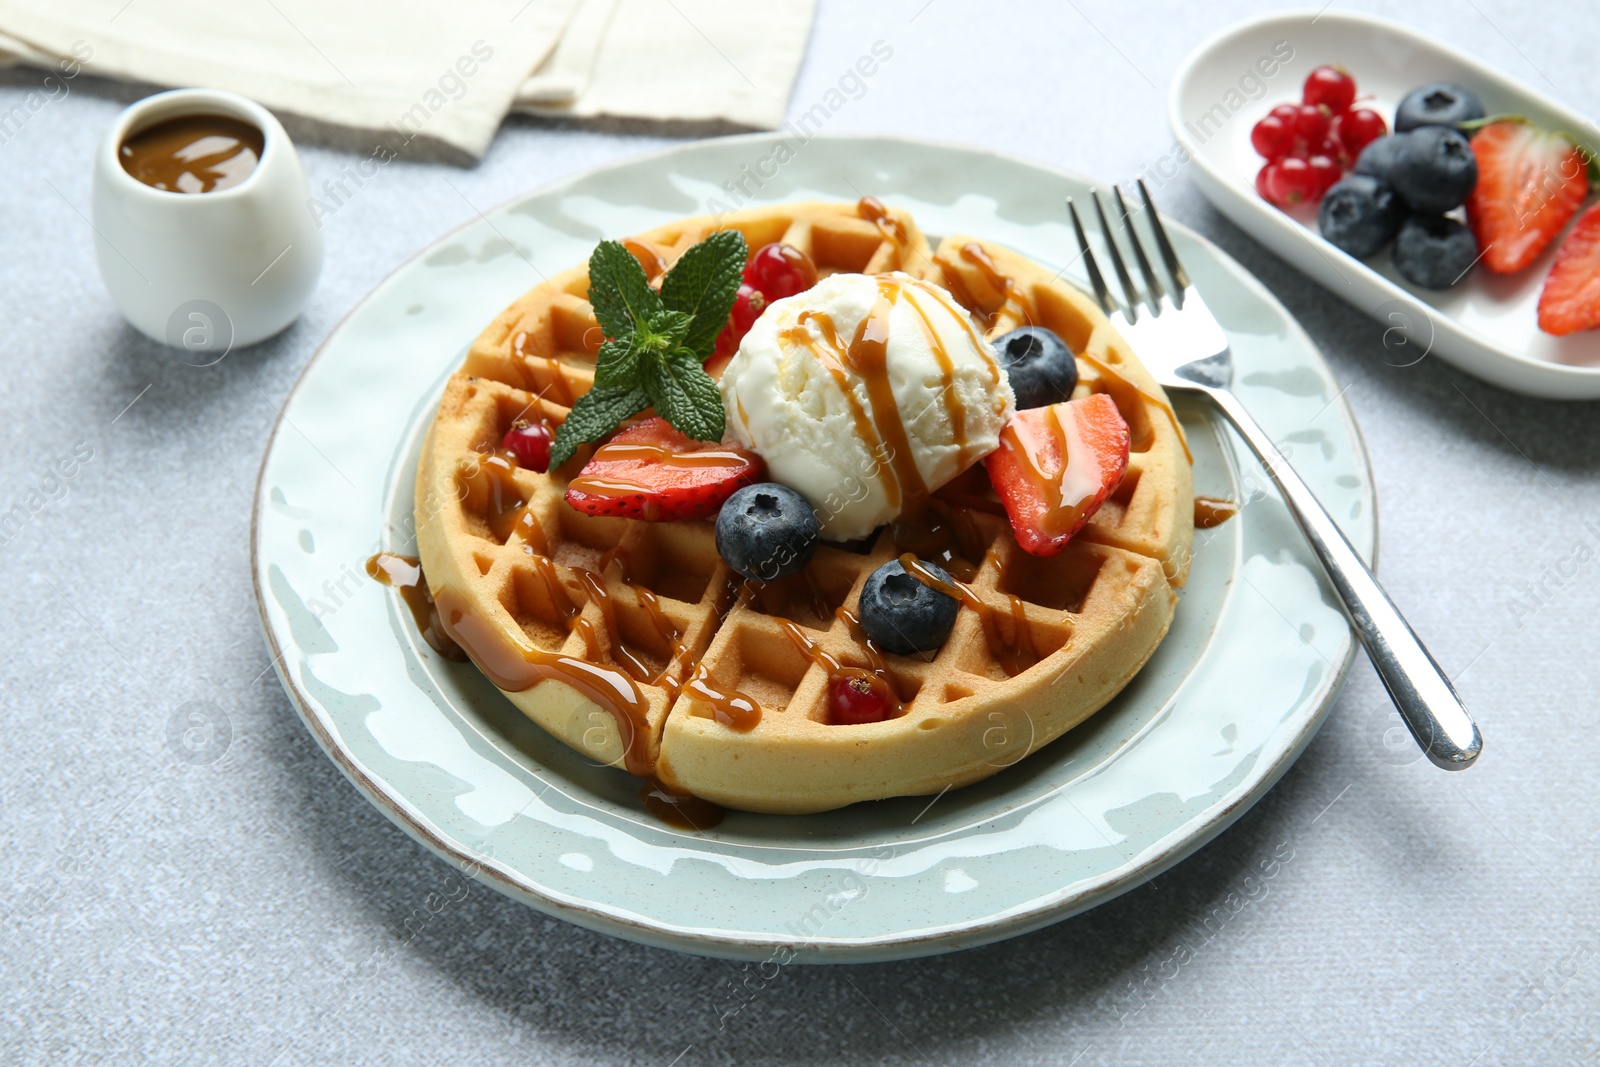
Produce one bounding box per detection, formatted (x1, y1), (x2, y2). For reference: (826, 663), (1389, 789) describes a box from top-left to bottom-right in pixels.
(4, 0), (1598, 1063)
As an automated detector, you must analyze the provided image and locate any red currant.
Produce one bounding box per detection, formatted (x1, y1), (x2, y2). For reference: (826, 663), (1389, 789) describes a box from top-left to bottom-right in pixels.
(1269, 103), (1300, 124)
(1303, 135), (1343, 164)
(1302, 64), (1357, 114)
(712, 283), (767, 359)
(1267, 156), (1318, 206)
(743, 243), (818, 301)
(1255, 161), (1277, 203)
(502, 419), (553, 473)
(1307, 154), (1342, 197)
(1290, 103), (1331, 145)
(1250, 114), (1294, 160)
(1335, 107), (1388, 161)
(828, 673), (897, 725)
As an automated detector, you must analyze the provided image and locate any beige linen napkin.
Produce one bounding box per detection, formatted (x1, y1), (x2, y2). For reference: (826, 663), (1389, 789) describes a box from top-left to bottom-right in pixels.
(516, 0), (816, 130)
(0, 0), (815, 157)
(0, 0), (579, 157)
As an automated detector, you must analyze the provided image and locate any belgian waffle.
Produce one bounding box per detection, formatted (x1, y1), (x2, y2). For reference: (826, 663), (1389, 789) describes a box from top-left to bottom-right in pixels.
(413, 200), (1193, 815)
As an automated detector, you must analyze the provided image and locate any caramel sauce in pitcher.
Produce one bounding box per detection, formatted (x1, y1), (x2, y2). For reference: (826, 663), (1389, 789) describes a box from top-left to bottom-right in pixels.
(119, 114), (263, 193)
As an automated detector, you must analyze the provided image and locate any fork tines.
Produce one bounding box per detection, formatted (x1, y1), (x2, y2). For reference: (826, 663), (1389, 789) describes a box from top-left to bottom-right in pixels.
(1067, 179), (1191, 322)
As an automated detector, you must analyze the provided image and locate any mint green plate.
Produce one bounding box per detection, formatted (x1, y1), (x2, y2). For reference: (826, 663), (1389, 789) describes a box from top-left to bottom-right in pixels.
(252, 134), (1374, 962)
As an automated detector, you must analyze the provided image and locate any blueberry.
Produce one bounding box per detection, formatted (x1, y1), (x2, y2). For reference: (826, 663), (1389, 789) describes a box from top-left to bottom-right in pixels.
(993, 326), (1078, 410)
(1354, 134), (1408, 183)
(1390, 126), (1478, 215)
(858, 559), (959, 657)
(715, 483), (820, 582)
(1318, 175), (1405, 259)
(1392, 215), (1479, 290)
(1395, 82), (1486, 132)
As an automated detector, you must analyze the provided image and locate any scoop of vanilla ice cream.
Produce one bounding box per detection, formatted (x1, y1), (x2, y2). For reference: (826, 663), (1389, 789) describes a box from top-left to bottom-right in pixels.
(720, 272), (1014, 541)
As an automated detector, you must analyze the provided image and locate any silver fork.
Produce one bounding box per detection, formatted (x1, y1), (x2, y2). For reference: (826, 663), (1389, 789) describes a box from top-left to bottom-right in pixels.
(1067, 181), (1481, 770)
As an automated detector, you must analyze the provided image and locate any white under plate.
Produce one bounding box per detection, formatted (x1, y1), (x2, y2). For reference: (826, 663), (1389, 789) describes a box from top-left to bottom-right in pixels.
(1170, 9), (1600, 399)
(252, 134), (1374, 962)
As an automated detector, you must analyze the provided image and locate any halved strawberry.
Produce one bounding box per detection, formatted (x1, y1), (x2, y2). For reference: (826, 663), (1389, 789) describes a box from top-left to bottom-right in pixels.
(1538, 202), (1600, 335)
(1467, 119), (1591, 275)
(564, 417), (763, 521)
(984, 393), (1130, 557)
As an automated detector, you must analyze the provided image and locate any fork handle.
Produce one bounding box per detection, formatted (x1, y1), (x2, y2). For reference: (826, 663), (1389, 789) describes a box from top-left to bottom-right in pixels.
(1200, 386), (1482, 769)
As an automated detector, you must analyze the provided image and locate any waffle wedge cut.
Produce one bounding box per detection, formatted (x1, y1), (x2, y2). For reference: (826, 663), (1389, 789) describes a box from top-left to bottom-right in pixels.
(414, 199), (1194, 815)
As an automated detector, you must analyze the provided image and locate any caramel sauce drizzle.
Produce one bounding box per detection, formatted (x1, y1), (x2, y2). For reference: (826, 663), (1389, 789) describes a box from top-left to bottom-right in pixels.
(599, 551), (754, 732)
(889, 501), (987, 583)
(632, 583), (691, 694)
(606, 551), (693, 698)
(778, 618), (845, 674)
(778, 617), (907, 713)
(639, 776), (724, 830)
(1193, 496), (1239, 529)
(1003, 404), (1103, 539)
(529, 553), (578, 627)
(364, 553), (465, 661)
(683, 663), (762, 731)
(781, 278), (934, 521)
(457, 450), (529, 543)
(898, 285), (969, 465)
(743, 566), (834, 624)
(832, 609), (892, 675)
(433, 586), (655, 777)
(512, 329), (576, 406)
(575, 568), (656, 682)
(565, 443), (758, 505)
(1075, 348), (1192, 464)
(513, 505), (550, 557)
(782, 309), (898, 510)
(856, 195), (911, 263)
(958, 242), (1036, 328)
(899, 552), (1038, 676)
(371, 540), (726, 826)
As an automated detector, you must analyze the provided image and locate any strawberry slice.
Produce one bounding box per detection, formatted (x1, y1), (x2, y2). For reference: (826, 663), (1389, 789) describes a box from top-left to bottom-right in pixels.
(563, 417), (763, 522)
(1466, 119), (1591, 275)
(984, 393), (1130, 557)
(1538, 203), (1600, 336)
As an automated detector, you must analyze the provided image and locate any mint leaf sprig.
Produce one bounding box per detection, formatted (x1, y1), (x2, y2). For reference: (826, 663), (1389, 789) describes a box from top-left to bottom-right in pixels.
(549, 230), (747, 468)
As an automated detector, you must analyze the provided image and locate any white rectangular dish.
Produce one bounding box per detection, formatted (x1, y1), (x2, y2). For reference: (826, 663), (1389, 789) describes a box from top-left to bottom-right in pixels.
(1170, 9), (1600, 399)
